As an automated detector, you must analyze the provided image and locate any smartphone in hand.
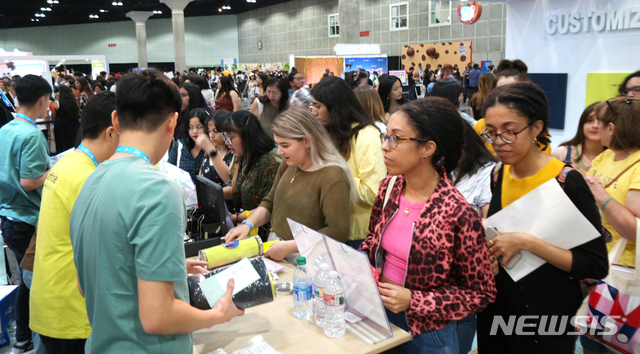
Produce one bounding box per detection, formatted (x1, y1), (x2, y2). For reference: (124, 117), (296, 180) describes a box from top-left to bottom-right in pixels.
(485, 227), (522, 269)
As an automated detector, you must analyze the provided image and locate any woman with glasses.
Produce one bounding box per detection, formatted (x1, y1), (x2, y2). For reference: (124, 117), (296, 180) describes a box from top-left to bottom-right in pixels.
(360, 97), (496, 354)
(250, 77), (289, 138)
(168, 108), (208, 183)
(310, 77), (386, 249)
(221, 111), (282, 239)
(580, 97), (640, 354)
(224, 107), (353, 263)
(619, 71), (640, 99)
(476, 82), (608, 354)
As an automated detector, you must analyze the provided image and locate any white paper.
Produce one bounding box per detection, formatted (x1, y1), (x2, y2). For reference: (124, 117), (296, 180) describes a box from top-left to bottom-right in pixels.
(199, 258), (261, 307)
(233, 341), (279, 354)
(484, 178), (601, 282)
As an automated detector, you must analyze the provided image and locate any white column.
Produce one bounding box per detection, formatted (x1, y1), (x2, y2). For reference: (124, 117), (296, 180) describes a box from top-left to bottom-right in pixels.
(160, 0), (193, 72)
(339, 0), (360, 44)
(126, 11), (154, 68)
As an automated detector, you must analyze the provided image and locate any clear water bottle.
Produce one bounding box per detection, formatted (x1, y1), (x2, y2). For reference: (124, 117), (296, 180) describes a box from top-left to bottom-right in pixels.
(314, 263), (331, 327)
(323, 271), (345, 338)
(293, 256), (313, 319)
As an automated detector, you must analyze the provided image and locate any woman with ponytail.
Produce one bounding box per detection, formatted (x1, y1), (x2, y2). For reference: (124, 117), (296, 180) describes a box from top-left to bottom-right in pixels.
(359, 97), (497, 354)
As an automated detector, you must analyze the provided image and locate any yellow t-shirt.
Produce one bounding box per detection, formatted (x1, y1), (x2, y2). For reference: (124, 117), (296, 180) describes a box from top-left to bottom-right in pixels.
(474, 118), (552, 156)
(30, 151), (95, 339)
(501, 158), (565, 209)
(588, 149), (640, 267)
(348, 124), (387, 241)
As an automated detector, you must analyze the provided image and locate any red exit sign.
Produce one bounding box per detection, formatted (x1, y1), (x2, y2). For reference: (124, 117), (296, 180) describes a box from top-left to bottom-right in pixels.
(108, 43), (116, 47)
(359, 31), (369, 37)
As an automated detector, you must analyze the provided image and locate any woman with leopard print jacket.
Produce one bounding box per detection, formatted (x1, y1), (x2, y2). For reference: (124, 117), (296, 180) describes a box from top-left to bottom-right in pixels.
(360, 97), (497, 354)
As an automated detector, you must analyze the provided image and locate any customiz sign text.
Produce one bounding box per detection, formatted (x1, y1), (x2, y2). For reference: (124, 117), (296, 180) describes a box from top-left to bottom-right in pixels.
(546, 8), (640, 35)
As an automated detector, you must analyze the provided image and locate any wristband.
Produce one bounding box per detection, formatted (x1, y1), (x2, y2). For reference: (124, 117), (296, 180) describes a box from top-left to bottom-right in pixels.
(600, 197), (615, 211)
(242, 220), (254, 230)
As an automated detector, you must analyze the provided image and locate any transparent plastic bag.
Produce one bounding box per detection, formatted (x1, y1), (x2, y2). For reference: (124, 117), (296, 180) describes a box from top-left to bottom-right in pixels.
(188, 256), (276, 310)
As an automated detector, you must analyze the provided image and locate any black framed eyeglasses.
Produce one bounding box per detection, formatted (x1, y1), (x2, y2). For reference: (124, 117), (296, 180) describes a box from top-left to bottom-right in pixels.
(607, 98), (640, 115)
(380, 133), (429, 150)
(621, 86), (640, 96)
(481, 124), (532, 144)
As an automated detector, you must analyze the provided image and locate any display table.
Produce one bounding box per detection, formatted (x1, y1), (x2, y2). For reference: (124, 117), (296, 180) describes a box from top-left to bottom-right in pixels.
(192, 261), (411, 354)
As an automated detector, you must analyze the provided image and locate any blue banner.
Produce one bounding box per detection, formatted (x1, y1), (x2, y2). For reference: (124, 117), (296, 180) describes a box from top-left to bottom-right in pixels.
(344, 57), (388, 76)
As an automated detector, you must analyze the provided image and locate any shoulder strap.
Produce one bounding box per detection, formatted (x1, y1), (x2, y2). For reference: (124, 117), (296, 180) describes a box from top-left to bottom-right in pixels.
(383, 176), (398, 208)
(604, 158), (640, 189)
(564, 145), (572, 165)
(176, 140), (183, 167)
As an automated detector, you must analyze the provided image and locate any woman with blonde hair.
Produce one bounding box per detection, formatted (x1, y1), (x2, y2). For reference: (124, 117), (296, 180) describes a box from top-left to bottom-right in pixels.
(469, 72), (495, 120)
(354, 85), (387, 133)
(225, 107), (354, 263)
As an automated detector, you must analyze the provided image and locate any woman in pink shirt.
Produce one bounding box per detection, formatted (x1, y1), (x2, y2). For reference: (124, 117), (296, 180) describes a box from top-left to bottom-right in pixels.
(360, 97), (496, 354)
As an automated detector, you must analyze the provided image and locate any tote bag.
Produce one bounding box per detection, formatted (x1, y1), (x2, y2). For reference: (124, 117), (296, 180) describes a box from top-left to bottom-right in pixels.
(576, 218), (640, 354)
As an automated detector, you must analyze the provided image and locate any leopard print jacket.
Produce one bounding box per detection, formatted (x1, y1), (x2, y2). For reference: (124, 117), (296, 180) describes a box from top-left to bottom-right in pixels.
(360, 167), (497, 336)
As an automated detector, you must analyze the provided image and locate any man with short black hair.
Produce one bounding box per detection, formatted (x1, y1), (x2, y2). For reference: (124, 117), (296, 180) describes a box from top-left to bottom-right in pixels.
(408, 67), (416, 100)
(30, 92), (119, 354)
(0, 74), (52, 354)
(288, 71), (305, 97)
(70, 71), (243, 353)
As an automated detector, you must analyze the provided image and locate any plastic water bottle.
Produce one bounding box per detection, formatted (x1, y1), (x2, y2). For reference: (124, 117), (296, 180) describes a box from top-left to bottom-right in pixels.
(323, 271), (345, 338)
(314, 263), (331, 327)
(293, 256), (313, 319)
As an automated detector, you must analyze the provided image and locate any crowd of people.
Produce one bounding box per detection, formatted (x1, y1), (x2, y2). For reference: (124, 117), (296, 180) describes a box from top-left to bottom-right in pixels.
(0, 60), (639, 354)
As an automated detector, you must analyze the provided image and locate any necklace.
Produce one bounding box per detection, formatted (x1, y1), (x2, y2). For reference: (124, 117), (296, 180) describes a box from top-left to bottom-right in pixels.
(403, 171), (439, 217)
(290, 166), (302, 183)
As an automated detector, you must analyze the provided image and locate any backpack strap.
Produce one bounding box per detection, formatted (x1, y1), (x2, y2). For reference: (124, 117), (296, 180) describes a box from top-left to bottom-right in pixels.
(383, 176), (398, 209)
(564, 145), (572, 165)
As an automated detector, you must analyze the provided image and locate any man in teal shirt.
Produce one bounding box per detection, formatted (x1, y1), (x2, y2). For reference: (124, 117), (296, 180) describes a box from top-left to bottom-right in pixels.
(70, 70), (243, 353)
(0, 74), (51, 353)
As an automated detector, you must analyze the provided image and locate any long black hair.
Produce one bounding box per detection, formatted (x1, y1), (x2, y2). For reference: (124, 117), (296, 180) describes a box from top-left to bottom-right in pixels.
(258, 77), (289, 112)
(620, 71), (640, 96)
(206, 109), (230, 135)
(183, 108), (210, 151)
(378, 75), (405, 113)
(177, 82), (208, 139)
(310, 76), (373, 158)
(218, 76), (237, 97)
(57, 85), (80, 120)
(399, 97), (464, 175)
(180, 82), (209, 112)
(453, 123), (495, 184)
(257, 72), (269, 92)
(221, 110), (275, 171)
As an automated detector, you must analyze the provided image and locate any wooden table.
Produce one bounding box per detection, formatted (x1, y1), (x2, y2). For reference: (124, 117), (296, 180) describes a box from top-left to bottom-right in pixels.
(192, 261), (411, 354)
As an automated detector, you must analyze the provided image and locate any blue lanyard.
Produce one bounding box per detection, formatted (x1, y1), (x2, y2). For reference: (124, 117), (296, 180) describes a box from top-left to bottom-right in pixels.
(77, 144), (98, 167)
(115, 146), (151, 164)
(16, 113), (37, 127)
